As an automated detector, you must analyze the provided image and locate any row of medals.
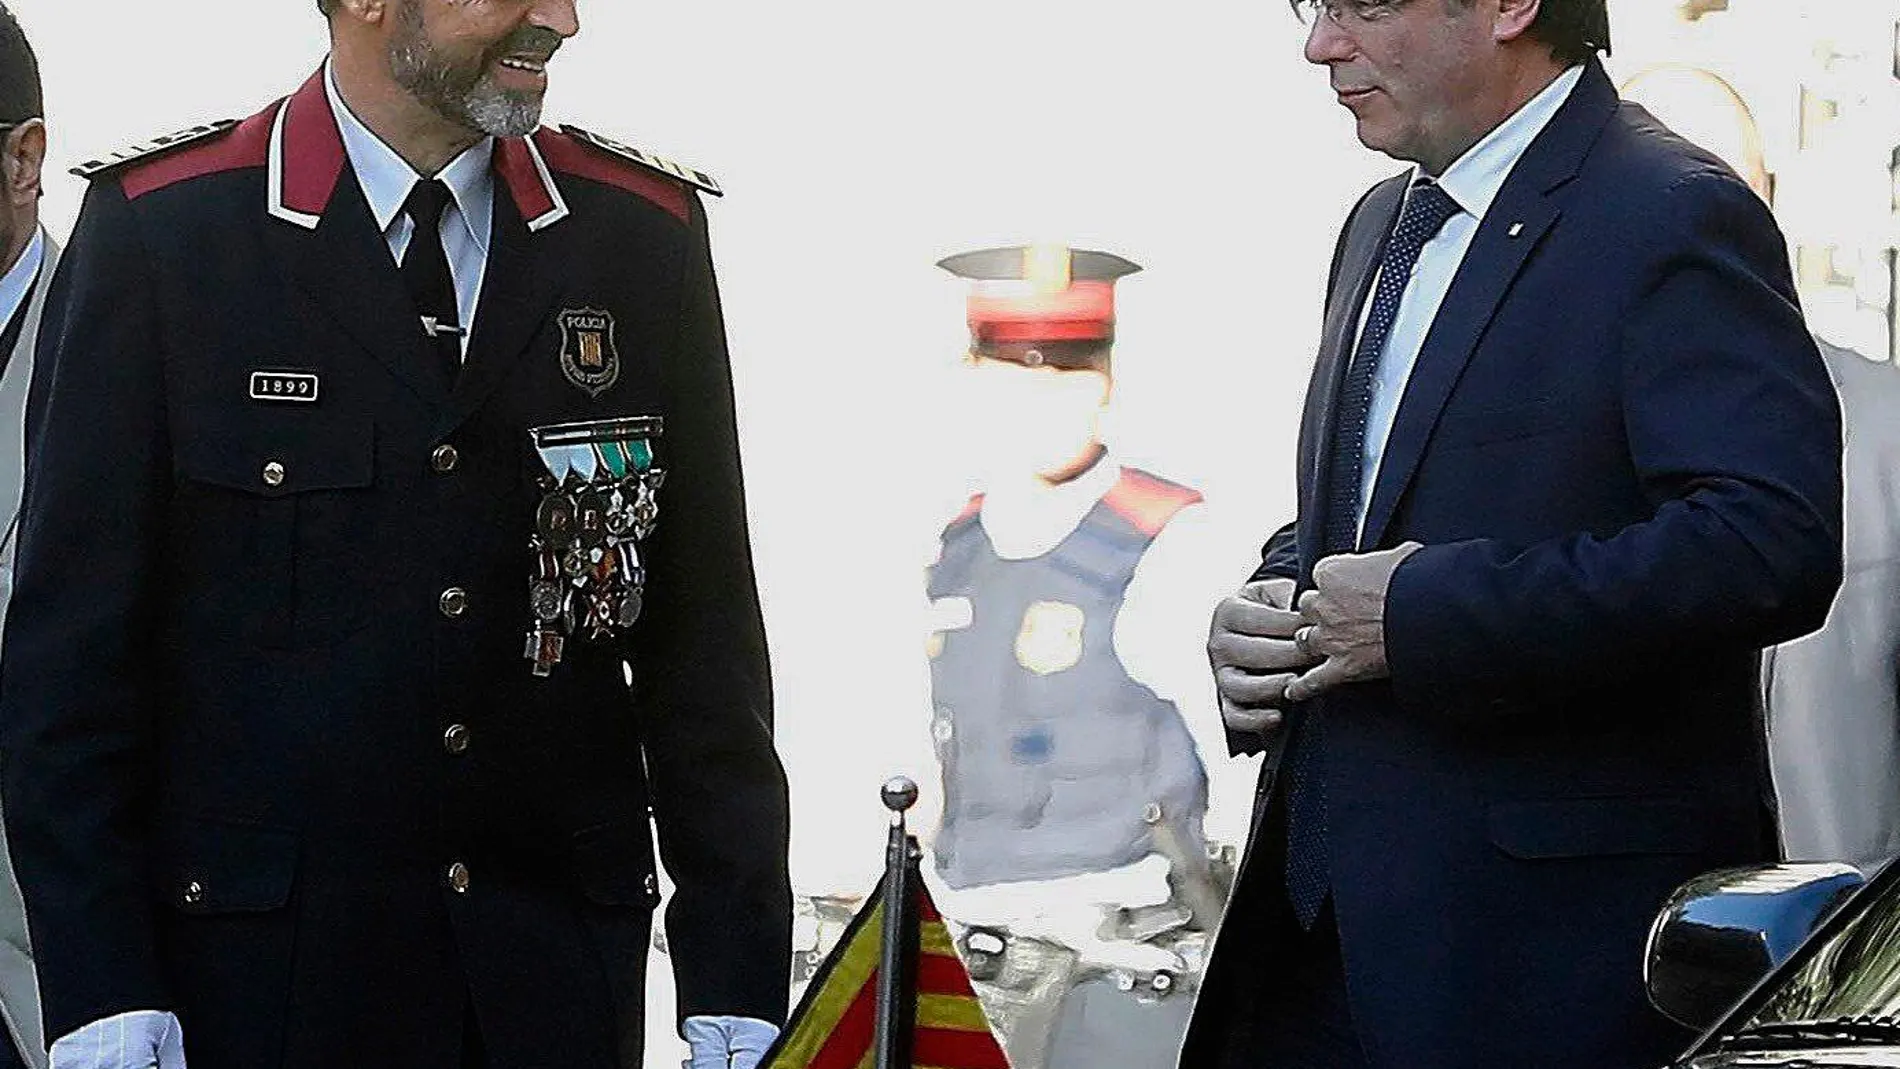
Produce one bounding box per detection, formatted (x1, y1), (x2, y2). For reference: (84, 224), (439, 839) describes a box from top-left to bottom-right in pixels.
(526, 465), (664, 676)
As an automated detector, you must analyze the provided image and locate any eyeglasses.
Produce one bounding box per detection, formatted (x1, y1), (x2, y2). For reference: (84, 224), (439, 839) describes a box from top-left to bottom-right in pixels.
(1294, 0), (1418, 30)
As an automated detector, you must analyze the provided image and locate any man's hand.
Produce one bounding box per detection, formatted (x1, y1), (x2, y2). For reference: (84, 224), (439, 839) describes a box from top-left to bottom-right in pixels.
(51, 1010), (186, 1069)
(1284, 543), (1423, 703)
(1208, 577), (1319, 735)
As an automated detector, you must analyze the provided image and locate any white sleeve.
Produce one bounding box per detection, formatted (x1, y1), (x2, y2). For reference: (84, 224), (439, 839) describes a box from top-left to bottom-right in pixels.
(50, 1010), (185, 1069)
(1113, 503), (1263, 848)
(681, 1015), (780, 1069)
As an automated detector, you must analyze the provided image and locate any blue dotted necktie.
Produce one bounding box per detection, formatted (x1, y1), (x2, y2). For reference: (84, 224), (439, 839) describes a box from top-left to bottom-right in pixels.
(1284, 178), (1461, 929)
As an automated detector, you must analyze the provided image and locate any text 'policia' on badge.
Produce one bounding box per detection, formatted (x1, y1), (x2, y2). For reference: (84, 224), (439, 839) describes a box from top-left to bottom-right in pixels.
(249, 371), (320, 404)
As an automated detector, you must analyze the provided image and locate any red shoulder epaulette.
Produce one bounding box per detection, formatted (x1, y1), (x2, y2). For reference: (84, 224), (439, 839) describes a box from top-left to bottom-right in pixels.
(946, 493), (985, 532)
(531, 125), (718, 226)
(74, 113), (270, 201)
(1103, 468), (1203, 537)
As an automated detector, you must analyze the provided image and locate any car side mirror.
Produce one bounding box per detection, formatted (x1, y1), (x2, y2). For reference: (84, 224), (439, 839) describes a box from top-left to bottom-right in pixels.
(1645, 862), (1865, 1032)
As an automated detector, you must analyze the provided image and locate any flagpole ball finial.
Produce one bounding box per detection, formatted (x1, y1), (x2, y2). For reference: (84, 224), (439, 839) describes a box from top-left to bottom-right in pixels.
(881, 776), (919, 813)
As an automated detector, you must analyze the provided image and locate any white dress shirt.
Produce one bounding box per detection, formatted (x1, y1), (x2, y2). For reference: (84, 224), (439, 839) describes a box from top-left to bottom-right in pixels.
(324, 62), (493, 359)
(0, 228), (43, 340)
(1356, 65), (1585, 535)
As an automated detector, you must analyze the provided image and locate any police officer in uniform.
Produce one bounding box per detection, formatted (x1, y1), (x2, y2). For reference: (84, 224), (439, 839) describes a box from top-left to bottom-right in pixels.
(0, 2), (788, 1068)
(920, 246), (1235, 1069)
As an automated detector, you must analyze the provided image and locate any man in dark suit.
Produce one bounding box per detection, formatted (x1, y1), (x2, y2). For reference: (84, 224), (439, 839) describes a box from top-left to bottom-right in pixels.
(0, 1), (788, 1068)
(1184, 1), (1843, 1067)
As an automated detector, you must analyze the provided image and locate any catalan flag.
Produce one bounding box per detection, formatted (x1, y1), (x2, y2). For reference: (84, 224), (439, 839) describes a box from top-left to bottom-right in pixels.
(760, 880), (1009, 1069)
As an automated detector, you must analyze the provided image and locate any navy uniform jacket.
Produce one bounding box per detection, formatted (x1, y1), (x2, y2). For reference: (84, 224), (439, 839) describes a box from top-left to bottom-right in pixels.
(1182, 60), (1843, 1069)
(0, 72), (789, 1068)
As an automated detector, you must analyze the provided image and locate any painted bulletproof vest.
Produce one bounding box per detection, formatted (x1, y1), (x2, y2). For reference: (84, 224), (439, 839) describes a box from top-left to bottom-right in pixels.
(926, 467), (1209, 890)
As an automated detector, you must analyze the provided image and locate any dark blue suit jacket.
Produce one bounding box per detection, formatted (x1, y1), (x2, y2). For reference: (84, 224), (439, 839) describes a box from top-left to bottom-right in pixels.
(1182, 60), (1843, 1069)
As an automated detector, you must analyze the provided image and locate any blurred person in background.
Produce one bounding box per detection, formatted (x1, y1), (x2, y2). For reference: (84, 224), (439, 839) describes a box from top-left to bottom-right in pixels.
(1770, 336), (1900, 869)
(0, 4), (51, 1067)
(0, 1), (789, 1068)
(910, 244), (1242, 1069)
(1625, 65), (1900, 871)
(1193, 0), (1842, 1066)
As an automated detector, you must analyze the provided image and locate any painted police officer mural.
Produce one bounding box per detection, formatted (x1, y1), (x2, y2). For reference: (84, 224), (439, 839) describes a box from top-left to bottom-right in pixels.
(908, 246), (1236, 1069)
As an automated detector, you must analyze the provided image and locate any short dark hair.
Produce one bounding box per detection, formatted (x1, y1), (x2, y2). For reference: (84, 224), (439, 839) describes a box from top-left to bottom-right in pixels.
(0, 4), (41, 126)
(317, 0), (340, 15)
(1527, 0), (1612, 66)
(1288, 0), (1610, 66)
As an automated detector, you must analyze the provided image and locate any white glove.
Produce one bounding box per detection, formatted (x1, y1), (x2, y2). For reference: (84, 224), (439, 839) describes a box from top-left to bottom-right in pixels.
(50, 1010), (186, 1069)
(682, 1015), (779, 1069)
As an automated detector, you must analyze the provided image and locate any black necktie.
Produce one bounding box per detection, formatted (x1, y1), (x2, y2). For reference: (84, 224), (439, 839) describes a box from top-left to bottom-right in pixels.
(399, 179), (462, 389)
(1283, 178), (1462, 930)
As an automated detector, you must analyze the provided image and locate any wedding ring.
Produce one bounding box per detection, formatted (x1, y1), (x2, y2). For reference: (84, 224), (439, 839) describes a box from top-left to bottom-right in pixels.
(1294, 625), (1317, 657)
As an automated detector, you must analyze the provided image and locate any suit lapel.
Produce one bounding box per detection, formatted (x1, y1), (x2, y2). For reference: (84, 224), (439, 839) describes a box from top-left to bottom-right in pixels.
(1298, 176), (1406, 577)
(261, 73), (448, 407)
(269, 173), (446, 406)
(1357, 61), (1622, 550)
(259, 74), (575, 426)
(442, 175), (560, 434)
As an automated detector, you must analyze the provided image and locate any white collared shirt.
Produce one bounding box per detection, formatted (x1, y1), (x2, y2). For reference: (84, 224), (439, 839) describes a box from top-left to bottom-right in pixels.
(1356, 65), (1586, 534)
(324, 61), (494, 359)
(0, 227), (44, 341)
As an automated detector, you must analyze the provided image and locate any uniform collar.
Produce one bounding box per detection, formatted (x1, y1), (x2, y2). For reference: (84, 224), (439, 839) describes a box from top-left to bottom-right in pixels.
(1428, 64), (1585, 222)
(324, 61), (493, 256)
(268, 63), (570, 233)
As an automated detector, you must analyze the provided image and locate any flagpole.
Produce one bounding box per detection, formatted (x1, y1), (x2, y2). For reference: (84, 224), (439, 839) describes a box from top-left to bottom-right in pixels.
(875, 776), (920, 1069)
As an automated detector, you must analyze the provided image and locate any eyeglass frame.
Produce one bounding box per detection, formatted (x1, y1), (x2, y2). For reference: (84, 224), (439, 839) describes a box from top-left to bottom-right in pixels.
(1294, 0), (1420, 32)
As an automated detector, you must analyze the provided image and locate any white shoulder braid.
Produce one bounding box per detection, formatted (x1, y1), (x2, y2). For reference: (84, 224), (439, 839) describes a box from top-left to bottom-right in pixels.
(558, 124), (721, 197)
(69, 120), (240, 180)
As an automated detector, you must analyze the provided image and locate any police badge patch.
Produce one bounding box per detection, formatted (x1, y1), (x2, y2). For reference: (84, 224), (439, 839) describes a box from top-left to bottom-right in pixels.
(1015, 600), (1086, 676)
(558, 308), (620, 397)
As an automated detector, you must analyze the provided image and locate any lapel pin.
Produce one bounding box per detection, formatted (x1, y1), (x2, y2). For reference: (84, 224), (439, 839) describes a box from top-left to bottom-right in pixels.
(1508, 222), (1526, 239)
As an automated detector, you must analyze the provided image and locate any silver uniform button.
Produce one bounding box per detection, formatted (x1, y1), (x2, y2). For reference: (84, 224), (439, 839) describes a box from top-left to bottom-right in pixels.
(447, 862), (471, 894)
(443, 723), (471, 756)
(262, 461), (286, 487)
(439, 588), (469, 618)
(431, 444), (459, 474)
(183, 880), (204, 906)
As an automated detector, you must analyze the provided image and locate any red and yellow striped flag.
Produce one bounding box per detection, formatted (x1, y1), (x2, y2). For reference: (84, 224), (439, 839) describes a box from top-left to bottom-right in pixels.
(763, 885), (1009, 1069)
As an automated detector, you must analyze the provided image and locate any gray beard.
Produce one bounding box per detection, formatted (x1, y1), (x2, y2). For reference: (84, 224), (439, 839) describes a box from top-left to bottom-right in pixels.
(388, 3), (544, 138)
(453, 76), (542, 138)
